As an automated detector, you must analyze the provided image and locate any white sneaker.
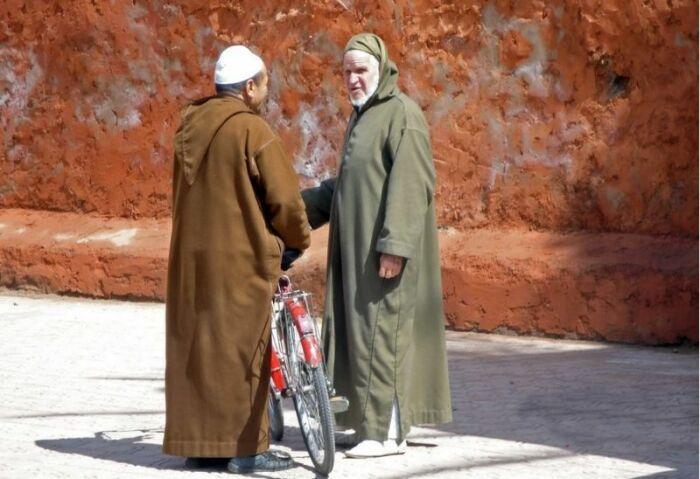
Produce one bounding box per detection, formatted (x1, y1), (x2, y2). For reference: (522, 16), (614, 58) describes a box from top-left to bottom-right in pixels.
(344, 439), (407, 458)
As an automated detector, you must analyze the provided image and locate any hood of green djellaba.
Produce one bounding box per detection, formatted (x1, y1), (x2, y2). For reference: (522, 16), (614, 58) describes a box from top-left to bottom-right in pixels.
(344, 32), (400, 108)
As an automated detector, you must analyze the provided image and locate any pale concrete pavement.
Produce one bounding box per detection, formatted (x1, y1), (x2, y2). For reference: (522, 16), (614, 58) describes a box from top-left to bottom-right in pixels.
(0, 293), (697, 478)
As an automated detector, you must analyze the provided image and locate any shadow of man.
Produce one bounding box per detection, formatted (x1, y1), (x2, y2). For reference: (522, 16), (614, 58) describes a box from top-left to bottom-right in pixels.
(36, 427), (320, 478)
(36, 429), (186, 472)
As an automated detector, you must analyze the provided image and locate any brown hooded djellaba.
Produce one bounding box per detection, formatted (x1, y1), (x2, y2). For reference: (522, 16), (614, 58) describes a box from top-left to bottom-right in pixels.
(163, 95), (310, 457)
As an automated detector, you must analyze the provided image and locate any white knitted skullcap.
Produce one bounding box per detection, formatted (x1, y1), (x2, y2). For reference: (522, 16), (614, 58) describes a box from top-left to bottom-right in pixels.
(214, 45), (264, 85)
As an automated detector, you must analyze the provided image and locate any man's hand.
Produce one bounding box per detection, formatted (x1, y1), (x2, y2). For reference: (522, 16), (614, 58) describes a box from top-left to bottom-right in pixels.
(379, 253), (404, 279)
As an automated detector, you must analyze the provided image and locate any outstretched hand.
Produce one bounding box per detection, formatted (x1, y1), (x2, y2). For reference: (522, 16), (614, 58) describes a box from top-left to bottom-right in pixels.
(379, 253), (404, 279)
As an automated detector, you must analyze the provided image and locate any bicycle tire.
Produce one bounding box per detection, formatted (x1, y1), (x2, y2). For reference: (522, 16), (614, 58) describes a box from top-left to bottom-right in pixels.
(268, 390), (284, 441)
(293, 365), (335, 475)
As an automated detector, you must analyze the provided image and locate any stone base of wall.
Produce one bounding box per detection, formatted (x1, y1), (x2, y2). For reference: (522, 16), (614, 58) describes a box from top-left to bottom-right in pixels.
(0, 209), (169, 300)
(440, 229), (698, 344)
(0, 208), (696, 344)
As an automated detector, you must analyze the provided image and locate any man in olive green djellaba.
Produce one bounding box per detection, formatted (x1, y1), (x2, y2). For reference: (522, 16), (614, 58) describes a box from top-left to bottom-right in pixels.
(302, 33), (452, 458)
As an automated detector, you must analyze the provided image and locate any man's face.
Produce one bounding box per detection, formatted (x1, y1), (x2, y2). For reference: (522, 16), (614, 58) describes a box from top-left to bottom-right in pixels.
(246, 65), (269, 112)
(343, 50), (379, 107)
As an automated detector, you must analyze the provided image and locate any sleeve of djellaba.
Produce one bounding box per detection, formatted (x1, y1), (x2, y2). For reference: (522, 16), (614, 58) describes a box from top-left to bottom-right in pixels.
(301, 177), (336, 230)
(254, 136), (311, 252)
(376, 111), (435, 260)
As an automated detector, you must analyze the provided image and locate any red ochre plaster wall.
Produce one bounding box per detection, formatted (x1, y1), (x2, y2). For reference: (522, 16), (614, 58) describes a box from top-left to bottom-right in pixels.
(0, 1), (697, 343)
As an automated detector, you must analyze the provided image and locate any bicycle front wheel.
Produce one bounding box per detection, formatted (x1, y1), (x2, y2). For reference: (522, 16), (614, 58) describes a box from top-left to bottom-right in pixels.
(293, 364), (335, 475)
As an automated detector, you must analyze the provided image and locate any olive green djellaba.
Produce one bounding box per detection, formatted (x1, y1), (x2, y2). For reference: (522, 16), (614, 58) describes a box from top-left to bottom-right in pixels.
(302, 33), (452, 442)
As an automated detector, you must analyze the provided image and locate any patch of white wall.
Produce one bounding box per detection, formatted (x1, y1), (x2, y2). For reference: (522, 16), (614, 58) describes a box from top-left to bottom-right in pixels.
(0, 47), (44, 163)
(478, 3), (589, 191)
(73, 2), (207, 136)
(266, 49), (341, 184)
(53, 233), (76, 242)
(74, 228), (139, 247)
(295, 104), (336, 181)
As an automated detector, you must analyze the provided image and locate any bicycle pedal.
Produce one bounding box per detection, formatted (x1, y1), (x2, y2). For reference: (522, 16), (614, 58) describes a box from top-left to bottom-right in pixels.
(330, 395), (349, 413)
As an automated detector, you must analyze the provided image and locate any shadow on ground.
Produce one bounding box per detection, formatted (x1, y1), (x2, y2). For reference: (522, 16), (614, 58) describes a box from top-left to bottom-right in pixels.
(37, 431), (184, 472)
(36, 424), (320, 478)
(34, 343), (698, 477)
(433, 343), (698, 477)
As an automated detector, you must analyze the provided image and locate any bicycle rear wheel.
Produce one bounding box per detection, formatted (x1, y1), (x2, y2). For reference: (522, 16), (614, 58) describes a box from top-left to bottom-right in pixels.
(268, 390), (284, 441)
(293, 363), (335, 475)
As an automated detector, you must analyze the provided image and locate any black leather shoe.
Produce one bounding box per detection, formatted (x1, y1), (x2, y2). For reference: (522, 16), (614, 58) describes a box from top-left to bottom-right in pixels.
(227, 450), (294, 473)
(185, 457), (230, 469)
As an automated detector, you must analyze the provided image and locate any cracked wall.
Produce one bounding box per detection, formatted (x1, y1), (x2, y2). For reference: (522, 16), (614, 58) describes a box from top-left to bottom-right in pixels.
(0, 1), (697, 342)
(1, 0), (696, 234)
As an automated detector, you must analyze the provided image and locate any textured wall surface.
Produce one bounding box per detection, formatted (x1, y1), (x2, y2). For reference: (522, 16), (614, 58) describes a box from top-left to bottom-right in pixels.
(1, 0), (697, 234)
(0, 1), (697, 343)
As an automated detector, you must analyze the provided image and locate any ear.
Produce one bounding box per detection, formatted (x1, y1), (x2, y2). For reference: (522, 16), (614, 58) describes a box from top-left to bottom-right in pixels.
(244, 78), (256, 99)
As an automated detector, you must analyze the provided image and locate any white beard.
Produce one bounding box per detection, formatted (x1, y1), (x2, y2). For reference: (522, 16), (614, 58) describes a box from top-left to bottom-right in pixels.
(350, 78), (379, 108)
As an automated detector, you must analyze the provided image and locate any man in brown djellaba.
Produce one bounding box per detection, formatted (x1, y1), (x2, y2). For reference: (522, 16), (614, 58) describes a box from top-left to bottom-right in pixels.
(163, 45), (310, 473)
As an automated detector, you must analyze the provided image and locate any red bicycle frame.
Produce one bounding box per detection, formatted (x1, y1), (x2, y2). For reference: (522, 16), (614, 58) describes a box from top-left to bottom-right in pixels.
(270, 343), (287, 391)
(269, 276), (322, 397)
(284, 298), (322, 367)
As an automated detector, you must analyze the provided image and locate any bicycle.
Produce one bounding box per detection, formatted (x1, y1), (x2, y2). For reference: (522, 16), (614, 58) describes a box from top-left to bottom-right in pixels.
(266, 251), (337, 475)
